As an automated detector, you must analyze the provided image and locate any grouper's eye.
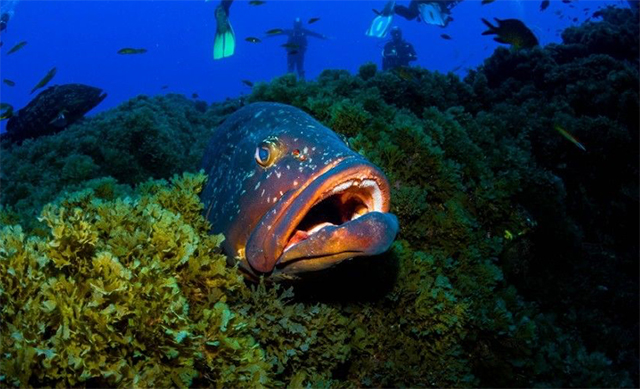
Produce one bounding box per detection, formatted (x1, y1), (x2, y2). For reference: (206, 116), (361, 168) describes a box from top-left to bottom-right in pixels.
(254, 139), (280, 168)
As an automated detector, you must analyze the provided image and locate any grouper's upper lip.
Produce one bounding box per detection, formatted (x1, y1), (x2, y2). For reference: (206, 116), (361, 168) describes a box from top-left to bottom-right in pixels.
(244, 156), (398, 275)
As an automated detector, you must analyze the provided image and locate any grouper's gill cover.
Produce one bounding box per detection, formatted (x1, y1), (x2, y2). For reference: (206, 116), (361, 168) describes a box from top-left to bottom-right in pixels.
(200, 102), (399, 280)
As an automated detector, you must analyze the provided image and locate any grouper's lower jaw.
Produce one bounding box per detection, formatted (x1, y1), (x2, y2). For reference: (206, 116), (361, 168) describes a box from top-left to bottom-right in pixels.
(275, 211), (399, 274)
(245, 157), (399, 278)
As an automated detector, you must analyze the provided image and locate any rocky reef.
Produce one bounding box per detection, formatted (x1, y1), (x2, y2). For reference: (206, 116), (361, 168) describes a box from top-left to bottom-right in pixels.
(1, 6), (637, 387)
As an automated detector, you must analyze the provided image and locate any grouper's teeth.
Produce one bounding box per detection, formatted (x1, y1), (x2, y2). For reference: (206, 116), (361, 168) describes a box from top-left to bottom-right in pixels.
(308, 222), (334, 235)
(351, 205), (368, 221)
(331, 180), (354, 195)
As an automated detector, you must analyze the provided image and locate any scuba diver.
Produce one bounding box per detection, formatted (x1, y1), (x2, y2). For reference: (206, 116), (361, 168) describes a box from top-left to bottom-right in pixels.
(394, 0), (461, 27)
(367, 0), (461, 37)
(213, 0), (235, 60)
(267, 17), (328, 80)
(382, 26), (417, 71)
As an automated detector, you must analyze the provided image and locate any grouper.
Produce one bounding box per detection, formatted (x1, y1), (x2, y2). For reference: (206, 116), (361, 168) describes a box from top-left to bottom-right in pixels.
(200, 102), (399, 280)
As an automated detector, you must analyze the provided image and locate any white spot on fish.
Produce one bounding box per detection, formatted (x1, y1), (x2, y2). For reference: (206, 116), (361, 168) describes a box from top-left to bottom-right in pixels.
(255, 181), (261, 190)
(254, 110), (263, 118)
(276, 171), (282, 178)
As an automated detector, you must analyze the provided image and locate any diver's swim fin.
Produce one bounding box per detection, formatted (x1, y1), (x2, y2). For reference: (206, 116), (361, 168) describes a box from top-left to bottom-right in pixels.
(366, 0), (395, 38)
(418, 2), (451, 27)
(213, 6), (235, 59)
(213, 25), (235, 59)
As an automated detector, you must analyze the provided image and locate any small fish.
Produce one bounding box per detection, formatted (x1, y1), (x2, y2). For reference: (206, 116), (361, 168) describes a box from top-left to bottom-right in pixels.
(7, 40), (27, 55)
(281, 43), (300, 49)
(3, 79), (16, 86)
(265, 28), (283, 35)
(249, 0), (266, 5)
(245, 37), (261, 43)
(0, 42), (3, 48)
(481, 0), (496, 4)
(395, 67), (415, 81)
(308, 17), (320, 24)
(0, 103), (13, 120)
(30, 67), (57, 94)
(117, 48), (147, 55)
(287, 50), (299, 55)
(554, 125), (586, 151)
(572, 17), (578, 22)
(192, 93), (199, 99)
(561, 0), (571, 3)
(440, 33), (452, 40)
(242, 79), (254, 87)
(481, 18), (539, 49)
(540, 0), (550, 11)
(161, 85), (169, 89)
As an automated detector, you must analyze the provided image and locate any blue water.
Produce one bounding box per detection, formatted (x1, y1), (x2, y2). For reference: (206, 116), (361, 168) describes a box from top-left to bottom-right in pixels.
(0, 0), (630, 133)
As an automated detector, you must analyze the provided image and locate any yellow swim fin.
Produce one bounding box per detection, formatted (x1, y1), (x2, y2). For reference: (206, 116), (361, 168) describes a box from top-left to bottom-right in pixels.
(213, 5), (235, 60)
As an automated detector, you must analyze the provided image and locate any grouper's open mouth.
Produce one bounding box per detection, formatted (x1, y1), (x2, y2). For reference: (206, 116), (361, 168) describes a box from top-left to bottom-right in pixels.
(245, 158), (399, 277)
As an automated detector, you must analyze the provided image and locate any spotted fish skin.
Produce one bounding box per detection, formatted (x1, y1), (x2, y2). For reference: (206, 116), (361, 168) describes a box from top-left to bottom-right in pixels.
(200, 102), (399, 280)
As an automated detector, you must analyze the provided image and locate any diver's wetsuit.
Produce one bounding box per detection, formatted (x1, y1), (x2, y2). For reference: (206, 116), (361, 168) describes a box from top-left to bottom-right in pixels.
(0, 13), (10, 33)
(220, 0), (233, 15)
(273, 20), (327, 80)
(382, 28), (417, 71)
(394, 0), (460, 23)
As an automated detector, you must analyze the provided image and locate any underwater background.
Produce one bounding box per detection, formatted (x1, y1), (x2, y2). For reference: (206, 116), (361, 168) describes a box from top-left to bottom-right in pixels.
(0, 0), (638, 387)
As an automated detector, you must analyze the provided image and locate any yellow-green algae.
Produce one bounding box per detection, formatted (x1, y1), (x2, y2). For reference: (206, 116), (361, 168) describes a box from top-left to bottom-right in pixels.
(0, 173), (270, 387)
